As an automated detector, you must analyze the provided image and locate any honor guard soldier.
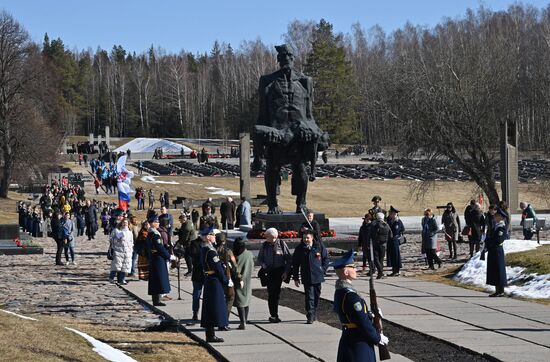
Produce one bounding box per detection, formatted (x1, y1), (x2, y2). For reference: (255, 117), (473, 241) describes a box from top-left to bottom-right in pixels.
(331, 250), (389, 362)
(200, 225), (232, 342)
(146, 214), (176, 306)
(485, 208), (508, 297)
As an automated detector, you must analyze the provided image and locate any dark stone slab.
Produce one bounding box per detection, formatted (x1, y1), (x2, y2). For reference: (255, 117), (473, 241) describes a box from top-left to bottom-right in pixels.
(253, 212), (330, 232)
(0, 224), (19, 240)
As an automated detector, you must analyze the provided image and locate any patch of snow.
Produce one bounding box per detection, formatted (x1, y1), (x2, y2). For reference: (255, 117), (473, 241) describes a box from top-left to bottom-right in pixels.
(114, 138), (191, 154)
(0, 309), (38, 321)
(204, 186), (239, 196)
(65, 327), (137, 362)
(140, 176), (180, 185)
(184, 182), (202, 186)
(209, 190), (240, 196)
(453, 239), (550, 298)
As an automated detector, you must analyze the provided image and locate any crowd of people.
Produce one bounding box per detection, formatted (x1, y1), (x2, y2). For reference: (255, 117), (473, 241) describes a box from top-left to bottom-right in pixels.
(18, 180), (98, 265)
(17, 168), (542, 359)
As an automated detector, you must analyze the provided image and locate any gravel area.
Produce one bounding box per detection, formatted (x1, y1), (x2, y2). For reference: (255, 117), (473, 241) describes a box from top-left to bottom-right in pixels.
(0, 232), (162, 329)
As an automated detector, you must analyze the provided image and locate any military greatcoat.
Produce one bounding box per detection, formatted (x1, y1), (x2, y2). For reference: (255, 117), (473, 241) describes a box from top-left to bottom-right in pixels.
(334, 281), (381, 362)
(200, 244), (229, 328)
(147, 228), (171, 295)
(486, 221), (508, 287)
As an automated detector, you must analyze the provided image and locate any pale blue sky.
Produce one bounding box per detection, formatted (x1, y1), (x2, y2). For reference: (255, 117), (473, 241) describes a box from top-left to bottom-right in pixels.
(1, 0), (548, 54)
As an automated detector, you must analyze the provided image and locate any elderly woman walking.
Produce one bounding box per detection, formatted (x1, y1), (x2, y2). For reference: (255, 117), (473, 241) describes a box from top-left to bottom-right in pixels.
(233, 237), (254, 329)
(109, 218), (134, 284)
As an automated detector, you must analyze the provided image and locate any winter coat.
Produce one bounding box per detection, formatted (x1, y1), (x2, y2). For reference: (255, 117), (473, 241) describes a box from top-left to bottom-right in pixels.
(147, 228), (171, 295)
(441, 210), (461, 239)
(62, 218), (75, 247)
(387, 217), (404, 268)
(486, 221), (508, 287)
(292, 241), (329, 285)
(110, 228), (134, 273)
(239, 200), (251, 226)
(421, 216), (439, 250)
(234, 250), (254, 308)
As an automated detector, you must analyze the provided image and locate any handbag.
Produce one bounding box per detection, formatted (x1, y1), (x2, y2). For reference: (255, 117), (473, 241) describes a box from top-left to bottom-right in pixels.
(257, 268), (268, 287)
(399, 235), (407, 245)
(107, 247), (113, 260)
(461, 226), (472, 236)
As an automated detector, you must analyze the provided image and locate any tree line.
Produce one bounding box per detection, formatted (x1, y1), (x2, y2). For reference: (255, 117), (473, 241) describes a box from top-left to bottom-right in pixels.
(2, 4), (550, 201)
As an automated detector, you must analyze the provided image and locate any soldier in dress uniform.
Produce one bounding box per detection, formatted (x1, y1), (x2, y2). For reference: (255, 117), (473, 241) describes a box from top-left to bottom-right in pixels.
(200, 225), (232, 343)
(369, 195), (386, 217)
(331, 250), (389, 362)
(485, 208), (508, 297)
(146, 214), (176, 306)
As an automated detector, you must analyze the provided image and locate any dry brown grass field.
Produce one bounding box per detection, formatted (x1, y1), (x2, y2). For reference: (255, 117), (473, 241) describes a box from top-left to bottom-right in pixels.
(0, 312), (214, 361)
(3, 161), (548, 221)
(129, 173), (549, 217)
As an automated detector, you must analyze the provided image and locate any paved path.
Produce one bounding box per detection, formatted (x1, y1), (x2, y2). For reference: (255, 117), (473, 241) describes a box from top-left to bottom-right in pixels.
(121, 268), (549, 362)
(286, 276), (550, 362)
(121, 277), (412, 362)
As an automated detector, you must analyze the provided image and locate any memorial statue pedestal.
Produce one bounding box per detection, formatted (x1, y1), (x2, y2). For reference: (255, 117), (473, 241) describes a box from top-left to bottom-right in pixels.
(253, 212), (330, 232)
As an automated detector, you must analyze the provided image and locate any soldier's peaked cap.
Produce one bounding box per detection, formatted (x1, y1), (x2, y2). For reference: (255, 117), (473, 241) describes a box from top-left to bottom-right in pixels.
(389, 205), (400, 214)
(275, 44), (295, 55)
(330, 250), (356, 269)
(372, 195), (382, 202)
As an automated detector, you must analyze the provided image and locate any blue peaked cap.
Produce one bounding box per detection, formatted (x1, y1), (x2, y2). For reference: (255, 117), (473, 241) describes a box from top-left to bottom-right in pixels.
(330, 250), (356, 269)
(199, 225), (214, 236)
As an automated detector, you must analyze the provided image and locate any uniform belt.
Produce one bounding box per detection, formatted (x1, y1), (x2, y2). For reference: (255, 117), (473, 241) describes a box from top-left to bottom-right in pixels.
(342, 323), (358, 329)
(204, 270), (215, 276)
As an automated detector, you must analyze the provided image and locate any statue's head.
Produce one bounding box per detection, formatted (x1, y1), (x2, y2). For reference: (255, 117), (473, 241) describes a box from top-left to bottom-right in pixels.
(275, 44), (295, 70)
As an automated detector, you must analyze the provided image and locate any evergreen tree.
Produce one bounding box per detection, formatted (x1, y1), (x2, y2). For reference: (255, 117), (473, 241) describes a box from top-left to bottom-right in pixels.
(304, 19), (359, 144)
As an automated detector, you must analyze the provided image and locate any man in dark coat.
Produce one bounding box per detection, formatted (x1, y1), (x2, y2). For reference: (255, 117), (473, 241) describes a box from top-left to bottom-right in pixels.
(468, 203), (485, 257)
(331, 250), (388, 362)
(159, 206), (174, 238)
(164, 191), (170, 209)
(486, 209), (508, 297)
(189, 231), (205, 323)
(176, 213), (197, 277)
(369, 212), (392, 279)
(146, 215), (175, 306)
(84, 200), (98, 240)
(386, 206), (404, 276)
(200, 226), (230, 343)
(51, 212), (65, 265)
(292, 229), (329, 324)
(358, 213), (373, 273)
(219, 196), (236, 230)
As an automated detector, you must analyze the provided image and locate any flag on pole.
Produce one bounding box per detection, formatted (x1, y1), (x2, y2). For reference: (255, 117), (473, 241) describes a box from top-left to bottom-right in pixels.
(116, 155), (134, 211)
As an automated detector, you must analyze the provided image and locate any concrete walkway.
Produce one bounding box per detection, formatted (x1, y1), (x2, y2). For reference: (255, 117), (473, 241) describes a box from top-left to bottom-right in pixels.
(121, 276), (411, 362)
(122, 271), (549, 362)
(286, 275), (549, 362)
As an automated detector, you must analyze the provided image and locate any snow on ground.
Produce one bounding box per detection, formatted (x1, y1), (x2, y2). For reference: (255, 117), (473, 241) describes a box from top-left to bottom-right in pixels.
(0, 309), (38, 321)
(65, 327), (137, 362)
(114, 138), (191, 154)
(453, 239), (550, 299)
(140, 176), (180, 185)
(205, 186), (239, 196)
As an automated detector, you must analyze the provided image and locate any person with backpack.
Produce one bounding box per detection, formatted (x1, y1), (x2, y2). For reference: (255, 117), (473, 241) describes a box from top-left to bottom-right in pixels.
(369, 212), (392, 279)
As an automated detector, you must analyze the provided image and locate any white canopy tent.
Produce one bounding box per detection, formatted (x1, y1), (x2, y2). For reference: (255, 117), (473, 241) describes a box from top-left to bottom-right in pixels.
(114, 138), (191, 154)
